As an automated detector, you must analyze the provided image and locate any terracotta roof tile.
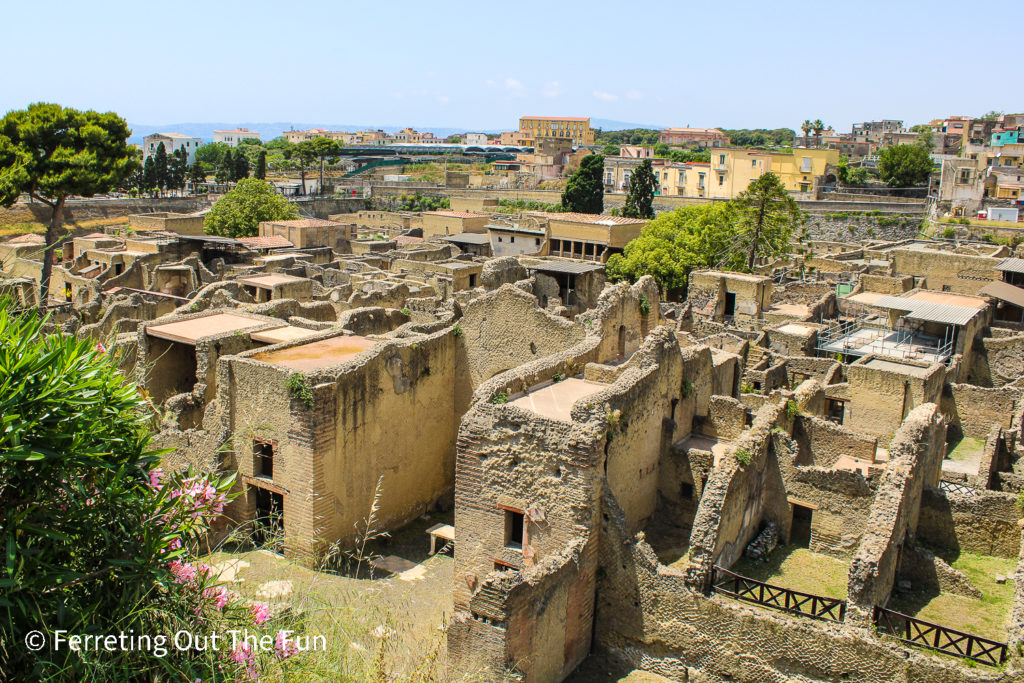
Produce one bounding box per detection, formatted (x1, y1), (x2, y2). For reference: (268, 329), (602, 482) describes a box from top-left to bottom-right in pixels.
(237, 235), (293, 249)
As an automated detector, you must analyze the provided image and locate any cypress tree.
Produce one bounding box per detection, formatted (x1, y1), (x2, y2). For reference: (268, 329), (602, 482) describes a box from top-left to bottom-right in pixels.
(153, 142), (169, 194)
(216, 149), (233, 183)
(622, 159), (656, 219)
(254, 150), (267, 180)
(233, 149), (249, 181)
(561, 154), (604, 214)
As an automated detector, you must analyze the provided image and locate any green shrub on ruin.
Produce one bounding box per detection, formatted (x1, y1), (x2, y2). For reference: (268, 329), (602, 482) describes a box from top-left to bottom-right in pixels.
(286, 373), (314, 409)
(735, 448), (752, 466)
(638, 295), (651, 316)
(785, 399), (799, 422)
(681, 379), (694, 399)
(490, 392), (509, 404)
(942, 227), (956, 239)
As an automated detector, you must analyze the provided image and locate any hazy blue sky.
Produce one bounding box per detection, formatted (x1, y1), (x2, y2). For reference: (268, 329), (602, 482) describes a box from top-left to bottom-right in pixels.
(3, 0), (1020, 132)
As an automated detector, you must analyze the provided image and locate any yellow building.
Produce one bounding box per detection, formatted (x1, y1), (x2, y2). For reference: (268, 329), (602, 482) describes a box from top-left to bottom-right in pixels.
(706, 148), (839, 198)
(526, 211), (647, 262)
(518, 116), (594, 147)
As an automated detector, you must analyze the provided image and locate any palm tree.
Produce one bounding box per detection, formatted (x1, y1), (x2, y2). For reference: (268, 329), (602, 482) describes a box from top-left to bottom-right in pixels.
(801, 120), (813, 146)
(812, 119), (825, 148)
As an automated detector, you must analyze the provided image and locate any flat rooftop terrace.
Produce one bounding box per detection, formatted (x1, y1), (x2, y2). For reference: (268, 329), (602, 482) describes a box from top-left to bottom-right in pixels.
(904, 289), (987, 309)
(249, 325), (319, 345)
(509, 378), (607, 423)
(238, 274), (307, 288)
(147, 313), (267, 345)
(861, 357), (933, 378)
(250, 335), (376, 371)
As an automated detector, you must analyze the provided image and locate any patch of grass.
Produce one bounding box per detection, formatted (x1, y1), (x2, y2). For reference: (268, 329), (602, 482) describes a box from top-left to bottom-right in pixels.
(0, 216), (127, 238)
(731, 545), (850, 600)
(946, 436), (985, 462)
(887, 551), (1016, 641)
(734, 448), (751, 466)
(490, 392), (508, 405)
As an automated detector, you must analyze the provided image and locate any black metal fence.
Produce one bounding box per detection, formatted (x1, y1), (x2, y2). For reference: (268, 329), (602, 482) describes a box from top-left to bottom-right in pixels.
(712, 566), (846, 622)
(938, 479), (975, 496)
(873, 606), (1007, 666)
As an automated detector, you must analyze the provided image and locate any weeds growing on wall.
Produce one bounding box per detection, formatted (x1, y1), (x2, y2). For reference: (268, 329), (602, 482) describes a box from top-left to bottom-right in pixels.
(681, 379), (694, 399)
(490, 392), (508, 404)
(452, 323), (463, 337)
(735, 448), (752, 466)
(638, 295), (651, 317)
(287, 373), (314, 410)
(785, 399), (799, 422)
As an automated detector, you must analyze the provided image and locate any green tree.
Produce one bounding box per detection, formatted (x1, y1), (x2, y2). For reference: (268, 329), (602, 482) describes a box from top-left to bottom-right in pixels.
(188, 161), (206, 190)
(877, 144), (933, 187)
(254, 150), (267, 180)
(561, 153), (604, 213)
(621, 159), (656, 219)
(264, 136), (293, 151)
(286, 140), (318, 195)
(0, 103), (136, 303)
(215, 148), (233, 183)
(141, 155), (157, 194)
(602, 143), (620, 156)
(203, 177), (298, 237)
(812, 119), (825, 147)
(916, 128), (934, 151)
(194, 141), (229, 167)
(310, 137), (341, 194)
(232, 148), (250, 181)
(732, 172), (803, 270)
(653, 142), (670, 157)
(847, 166), (870, 185)
(980, 110), (1002, 122)
(606, 203), (736, 297)
(153, 143), (169, 194)
(800, 119), (812, 144)
(169, 147), (188, 194)
(909, 124), (931, 133)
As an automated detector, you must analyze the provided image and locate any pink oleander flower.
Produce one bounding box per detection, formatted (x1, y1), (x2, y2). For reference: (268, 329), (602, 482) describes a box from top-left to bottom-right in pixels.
(251, 602), (270, 625)
(203, 586), (229, 610)
(230, 642), (254, 666)
(169, 559), (199, 585)
(94, 342), (106, 354)
(148, 468), (163, 490)
(274, 630), (298, 660)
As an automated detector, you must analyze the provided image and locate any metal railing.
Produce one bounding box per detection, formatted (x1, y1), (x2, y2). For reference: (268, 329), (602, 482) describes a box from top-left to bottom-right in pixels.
(873, 606), (1007, 666)
(712, 566), (847, 622)
(938, 479), (975, 496)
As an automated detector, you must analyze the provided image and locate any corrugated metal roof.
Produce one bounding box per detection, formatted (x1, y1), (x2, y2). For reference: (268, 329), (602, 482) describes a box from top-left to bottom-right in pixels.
(980, 280), (1024, 308)
(995, 257), (1024, 273)
(872, 295), (981, 325)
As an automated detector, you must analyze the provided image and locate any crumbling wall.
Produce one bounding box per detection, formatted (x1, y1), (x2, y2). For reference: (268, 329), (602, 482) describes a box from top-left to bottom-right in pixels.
(846, 403), (945, 623)
(942, 382), (1019, 439)
(917, 486), (1022, 558)
(686, 400), (792, 589)
(459, 284), (585, 388)
(792, 416), (878, 467)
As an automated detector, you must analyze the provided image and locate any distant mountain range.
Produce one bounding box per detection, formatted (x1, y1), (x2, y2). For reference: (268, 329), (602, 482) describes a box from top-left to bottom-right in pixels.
(126, 118), (665, 144)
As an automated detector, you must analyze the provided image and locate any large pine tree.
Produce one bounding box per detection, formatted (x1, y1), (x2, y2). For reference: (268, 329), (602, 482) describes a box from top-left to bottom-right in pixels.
(216, 149), (233, 183)
(153, 142), (169, 194)
(561, 153), (604, 214)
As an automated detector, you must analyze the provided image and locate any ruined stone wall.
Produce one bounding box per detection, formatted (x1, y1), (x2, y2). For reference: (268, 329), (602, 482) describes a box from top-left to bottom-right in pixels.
(942, 382), (1019, 439)
(846, 403), (945, 622)
(459, 285), (585, 388)
(686, 400), (792, 588)
(831, 360), (944, 440)
(792, 416), (878, 467)
(593, 517), (1018, 683)
(970, 332), (1024, 387)
(698, 395), (747, 441)
(859, 273), (914, 294)
(917, 487), (1023, 559)
(889, 248), (1001, 295)
(784, 355), (842, 387)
